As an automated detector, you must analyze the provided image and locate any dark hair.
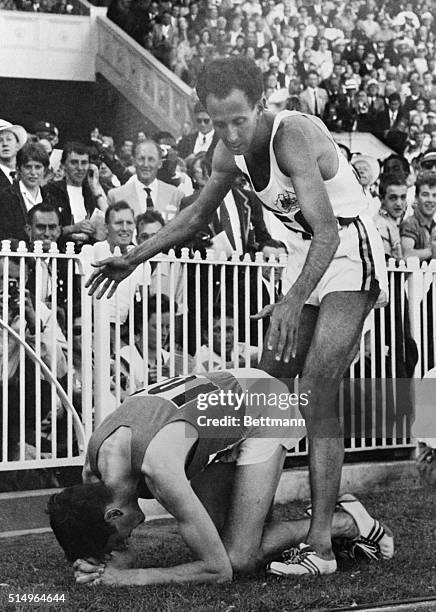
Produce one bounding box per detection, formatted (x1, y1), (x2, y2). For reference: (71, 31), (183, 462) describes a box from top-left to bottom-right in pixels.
(379, 173), (407, 198)
(196, 56), (263, 108)
(16, 142), (50, 169)
(415, 170), (436, 196)
(388, 92), (402, 104)
(193, 101), (208, 115)
(212, 302), (235, 321)
(136, 210), (165, 233)
(152, 130), (176, 145)
(133, 294), (170, 334)
(47, 482), (116, 562)
(263, 238), (288, 252)
(61, 142), (89, 165)
(105, 201), (134, 224)
(382, 154), (410, 176)
(27, 202), (61, 225)
(133, 139), (162, 160)
(186, 151), (212, 181)
(337, 142), (352, 162)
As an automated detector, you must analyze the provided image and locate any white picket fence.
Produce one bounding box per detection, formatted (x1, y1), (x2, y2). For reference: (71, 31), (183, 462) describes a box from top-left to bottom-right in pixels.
(1, 241), (435, 472)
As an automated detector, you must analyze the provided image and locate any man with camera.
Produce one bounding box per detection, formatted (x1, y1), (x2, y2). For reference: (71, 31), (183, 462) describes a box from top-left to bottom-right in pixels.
(0, 247), (68, 459)
(107, 139), (183, 222)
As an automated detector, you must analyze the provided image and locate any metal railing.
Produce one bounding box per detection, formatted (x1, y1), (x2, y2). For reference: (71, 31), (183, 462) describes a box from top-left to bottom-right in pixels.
(0, 240), (92, 470)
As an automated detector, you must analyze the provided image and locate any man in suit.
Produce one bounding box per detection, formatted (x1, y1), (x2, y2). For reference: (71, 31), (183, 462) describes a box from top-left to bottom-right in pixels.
(0, 119), (27, 190)
(44, 142), (107, 248)
(377, 93), (407, 141)
(177, 102), (219, 161)
(108, 140), (183, 222)
(298, 71), (329, 117)
(181, 176), (272, 258)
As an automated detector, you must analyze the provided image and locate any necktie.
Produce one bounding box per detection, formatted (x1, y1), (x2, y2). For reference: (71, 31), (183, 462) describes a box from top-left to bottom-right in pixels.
(202, 135), (207, 145)
(219, 202), (236, 250)
(9, 170), (16, 182)
(313, 90), (319, 116)
(144, 187), (154, 209)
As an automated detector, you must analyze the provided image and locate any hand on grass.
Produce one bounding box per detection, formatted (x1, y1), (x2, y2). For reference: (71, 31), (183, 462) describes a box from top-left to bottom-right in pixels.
(73, 557), (106, 585)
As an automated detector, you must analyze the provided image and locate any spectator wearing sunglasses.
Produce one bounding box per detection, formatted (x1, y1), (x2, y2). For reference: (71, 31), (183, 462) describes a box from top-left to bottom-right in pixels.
(176, 102), (219, 161)
(419, 149), (436, 173)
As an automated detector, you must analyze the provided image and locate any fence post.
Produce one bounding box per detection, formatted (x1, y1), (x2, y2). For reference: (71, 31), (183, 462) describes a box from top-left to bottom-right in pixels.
(93, 293), (113, 426)
(406, 257), (423, 377)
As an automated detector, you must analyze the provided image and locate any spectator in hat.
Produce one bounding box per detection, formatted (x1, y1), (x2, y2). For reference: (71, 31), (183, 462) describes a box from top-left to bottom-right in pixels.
(267, 88), (290, 112)
(34, 120), (63, 176)
(177, 102), (219, 161)
(330, 78), (357, 132)
(34, 121), (59, 149)
(0, 119), (27, 190)
(352, 153), (381, 220)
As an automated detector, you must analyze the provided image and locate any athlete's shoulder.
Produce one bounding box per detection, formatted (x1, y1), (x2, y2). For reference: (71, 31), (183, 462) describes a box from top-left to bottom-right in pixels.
(274, 111), (319, 142)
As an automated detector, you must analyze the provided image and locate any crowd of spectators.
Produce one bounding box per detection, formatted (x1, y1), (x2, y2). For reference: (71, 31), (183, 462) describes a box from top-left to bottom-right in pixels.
(0, 0), (89, 15)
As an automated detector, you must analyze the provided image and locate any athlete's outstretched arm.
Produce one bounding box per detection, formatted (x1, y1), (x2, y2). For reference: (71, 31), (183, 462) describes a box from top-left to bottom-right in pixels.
(258, 117), (340, 362)
(86, 143), (239, 298)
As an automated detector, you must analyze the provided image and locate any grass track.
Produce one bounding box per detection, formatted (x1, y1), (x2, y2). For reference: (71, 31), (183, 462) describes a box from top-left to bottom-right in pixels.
(0, 487), (435, 612)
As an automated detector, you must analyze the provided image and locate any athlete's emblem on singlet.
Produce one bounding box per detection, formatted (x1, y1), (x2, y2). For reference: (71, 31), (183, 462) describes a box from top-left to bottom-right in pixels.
(275, 190), (299, 214)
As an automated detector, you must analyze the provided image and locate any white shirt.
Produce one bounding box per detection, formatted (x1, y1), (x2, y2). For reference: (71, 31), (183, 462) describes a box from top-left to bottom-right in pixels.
(66, 185), (87, 222)
(0, 163), (16, 184)
(81, 241), (144, 324)
(19, 180), (43, 212)
(193, 129), (215, 155)
(130, 175), (159, 213)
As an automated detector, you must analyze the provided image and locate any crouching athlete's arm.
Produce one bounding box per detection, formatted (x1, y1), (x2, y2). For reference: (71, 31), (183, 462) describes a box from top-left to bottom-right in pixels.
(86, 142), (239, 299)
(74, 423), (233, 586)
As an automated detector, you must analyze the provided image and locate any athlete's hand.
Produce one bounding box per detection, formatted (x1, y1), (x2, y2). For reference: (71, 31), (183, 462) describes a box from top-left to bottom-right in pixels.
(86, 256), (137, 299)
(416, 443), (436, 487)
(73, 557), (106, 585)
(252, 294), (303, 362)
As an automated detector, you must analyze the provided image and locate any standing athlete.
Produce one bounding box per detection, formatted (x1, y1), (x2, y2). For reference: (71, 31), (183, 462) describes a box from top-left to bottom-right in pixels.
(48, 370), (393, 585)
(86, 57), (388, 575)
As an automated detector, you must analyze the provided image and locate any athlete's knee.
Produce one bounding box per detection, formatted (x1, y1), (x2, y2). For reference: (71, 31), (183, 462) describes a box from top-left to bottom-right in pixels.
(227, 547), (260, 574)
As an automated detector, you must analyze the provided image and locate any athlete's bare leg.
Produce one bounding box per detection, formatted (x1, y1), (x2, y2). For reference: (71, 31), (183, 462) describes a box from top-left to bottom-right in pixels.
(259, 290), (377, 560)
(217, 445), (360, 572)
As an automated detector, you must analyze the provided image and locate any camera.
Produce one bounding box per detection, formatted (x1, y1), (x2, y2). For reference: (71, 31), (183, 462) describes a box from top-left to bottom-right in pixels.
(7, 278), (20, 314)
(159, 144), (171, 159)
